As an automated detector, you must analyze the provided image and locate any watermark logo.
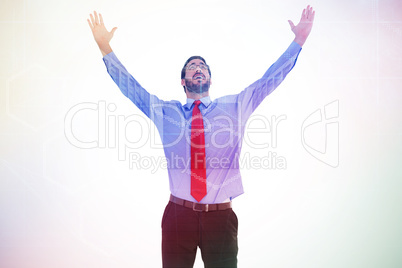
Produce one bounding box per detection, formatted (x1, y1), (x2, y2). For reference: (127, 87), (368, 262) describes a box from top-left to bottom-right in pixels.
(301, 100), (339, 167)
(64, 100), (340, 170)
(64, 101), (288, 170)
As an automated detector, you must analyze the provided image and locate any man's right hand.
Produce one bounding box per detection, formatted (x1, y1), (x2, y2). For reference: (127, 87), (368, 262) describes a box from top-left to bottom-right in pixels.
(87, 11), (117, 56)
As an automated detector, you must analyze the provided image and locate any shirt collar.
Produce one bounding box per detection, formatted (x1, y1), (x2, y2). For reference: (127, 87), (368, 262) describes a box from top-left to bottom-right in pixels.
(184, 96), (212, 109)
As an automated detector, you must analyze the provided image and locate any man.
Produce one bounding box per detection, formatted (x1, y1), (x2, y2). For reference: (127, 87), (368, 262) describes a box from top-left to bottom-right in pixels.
(87, 5), (315, 267)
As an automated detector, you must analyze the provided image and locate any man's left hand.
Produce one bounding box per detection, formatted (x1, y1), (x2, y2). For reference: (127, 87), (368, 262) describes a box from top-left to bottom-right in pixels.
(288, 5), (315, 47)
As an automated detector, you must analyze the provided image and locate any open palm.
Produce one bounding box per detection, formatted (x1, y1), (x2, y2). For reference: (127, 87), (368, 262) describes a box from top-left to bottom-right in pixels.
(288, 5), (315, 46)
(87, 11), (117, 46)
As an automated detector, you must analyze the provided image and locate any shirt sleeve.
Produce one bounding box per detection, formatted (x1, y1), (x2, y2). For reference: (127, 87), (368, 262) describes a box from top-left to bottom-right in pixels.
(237, 41), (302, 120)
(102, 52), (164, 121)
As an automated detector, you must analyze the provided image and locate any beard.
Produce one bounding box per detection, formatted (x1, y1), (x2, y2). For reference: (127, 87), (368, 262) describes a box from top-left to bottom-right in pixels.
(185, 79), (210, 94)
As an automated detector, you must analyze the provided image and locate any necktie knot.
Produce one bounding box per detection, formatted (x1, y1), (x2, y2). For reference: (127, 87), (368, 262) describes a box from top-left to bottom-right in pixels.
(194, 100), (201, 107)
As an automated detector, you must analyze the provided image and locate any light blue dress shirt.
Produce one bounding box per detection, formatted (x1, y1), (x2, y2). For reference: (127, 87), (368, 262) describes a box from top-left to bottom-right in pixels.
(103, 41), (302, 204)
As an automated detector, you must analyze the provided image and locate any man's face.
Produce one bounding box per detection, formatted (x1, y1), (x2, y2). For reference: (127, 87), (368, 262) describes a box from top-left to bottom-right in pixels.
(181, 59), (211, 94)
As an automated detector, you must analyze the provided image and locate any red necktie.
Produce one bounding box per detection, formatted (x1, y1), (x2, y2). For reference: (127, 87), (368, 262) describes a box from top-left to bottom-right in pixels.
(191, 100), (207, 202)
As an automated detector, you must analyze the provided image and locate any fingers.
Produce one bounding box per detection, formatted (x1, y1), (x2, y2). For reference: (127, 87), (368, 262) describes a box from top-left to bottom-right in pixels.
(99, 13), (104, 26)
(111, 27), (117, 35)
(89, 11), (101, 27)
(88, 11), (117, 34)
(94, 11), (100, 25)
(87, 18), (93, 30)
(305, 5), (315, 21)
(89, 13), (95, 26)
(288, 20), (295, 30)
(310, 10), (315, 22)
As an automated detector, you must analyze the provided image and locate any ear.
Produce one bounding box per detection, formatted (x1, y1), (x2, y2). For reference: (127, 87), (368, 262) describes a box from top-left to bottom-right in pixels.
(181, 79), (185, 86)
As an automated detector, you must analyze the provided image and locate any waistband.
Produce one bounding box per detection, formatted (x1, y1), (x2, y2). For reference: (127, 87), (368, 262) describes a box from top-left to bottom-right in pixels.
(169, 194), (232, 212)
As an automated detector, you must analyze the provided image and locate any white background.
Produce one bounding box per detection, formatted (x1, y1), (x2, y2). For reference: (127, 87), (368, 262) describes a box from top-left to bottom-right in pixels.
(1, 0), (401, 267)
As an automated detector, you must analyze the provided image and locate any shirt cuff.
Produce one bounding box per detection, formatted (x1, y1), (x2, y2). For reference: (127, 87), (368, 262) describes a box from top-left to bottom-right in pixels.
(102, 51), (119, 67)
(289, 41), (302, 54)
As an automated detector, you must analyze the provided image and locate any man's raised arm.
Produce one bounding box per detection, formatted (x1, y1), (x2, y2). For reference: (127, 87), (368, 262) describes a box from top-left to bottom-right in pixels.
(86, 11), (165, 123)
(234, 5), (315, 120)
(87, 11), (117, 57)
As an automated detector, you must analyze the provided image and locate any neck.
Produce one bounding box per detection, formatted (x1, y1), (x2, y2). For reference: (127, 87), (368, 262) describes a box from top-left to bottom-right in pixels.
(186, 90), (209, 100)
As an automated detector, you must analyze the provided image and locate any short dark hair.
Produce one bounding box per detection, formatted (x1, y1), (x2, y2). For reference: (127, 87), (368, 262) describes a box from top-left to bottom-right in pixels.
(181, 56), (211, 92)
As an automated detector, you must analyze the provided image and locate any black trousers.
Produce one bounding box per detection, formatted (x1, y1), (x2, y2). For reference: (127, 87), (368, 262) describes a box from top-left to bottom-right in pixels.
(161, 201), (238, 268)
